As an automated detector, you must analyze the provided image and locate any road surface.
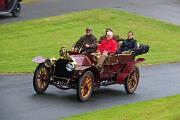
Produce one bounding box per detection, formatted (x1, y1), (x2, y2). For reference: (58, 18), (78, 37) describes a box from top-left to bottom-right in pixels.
(0, 63), (180, 120)
(0, 0), (180, 25)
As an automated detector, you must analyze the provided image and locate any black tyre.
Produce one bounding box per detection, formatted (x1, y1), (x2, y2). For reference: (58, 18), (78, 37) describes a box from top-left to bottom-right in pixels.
(124, 66), (140, 94)
(33, 64), (49, 94)
(11, 1), (21, 17)
(77, 71), (94, 102)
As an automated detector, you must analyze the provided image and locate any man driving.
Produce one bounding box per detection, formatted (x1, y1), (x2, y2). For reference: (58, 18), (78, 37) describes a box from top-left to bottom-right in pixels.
(72, 27), (97, 54)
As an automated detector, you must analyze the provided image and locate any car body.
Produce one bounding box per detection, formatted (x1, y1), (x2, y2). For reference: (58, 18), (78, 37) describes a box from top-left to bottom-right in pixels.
(0, 0), (22, 17)
(32, 45), (149, 102)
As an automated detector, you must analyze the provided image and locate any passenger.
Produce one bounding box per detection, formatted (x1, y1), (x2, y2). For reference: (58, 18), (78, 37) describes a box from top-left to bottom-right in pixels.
(116, 31), (138, 54)
(96, 31), (118, 68)
(72, 27), (97, 54)
(98, 27), (122, 48)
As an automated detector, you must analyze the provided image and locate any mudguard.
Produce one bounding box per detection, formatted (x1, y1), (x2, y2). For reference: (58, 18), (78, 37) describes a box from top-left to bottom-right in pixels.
(32, 56), (46, 64)
(116, 58), (145, 84)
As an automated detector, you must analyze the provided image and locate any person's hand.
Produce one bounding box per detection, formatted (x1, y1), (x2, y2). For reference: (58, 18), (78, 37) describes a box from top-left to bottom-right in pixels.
(122, 50), (130, 54)
(71, 47), (78, 52)
(103, 50), (108, 54)
(85, 44), (90, 48)
(71, 47), (75, 51)
(96, 43), (100, 46)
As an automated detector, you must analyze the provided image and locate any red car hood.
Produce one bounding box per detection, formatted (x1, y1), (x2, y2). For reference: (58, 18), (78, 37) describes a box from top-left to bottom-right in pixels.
(70, 54), (92, 66)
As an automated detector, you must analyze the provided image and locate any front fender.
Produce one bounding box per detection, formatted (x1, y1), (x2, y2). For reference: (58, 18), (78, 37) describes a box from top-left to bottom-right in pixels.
(32, 56), (46, 64)
(74, 66), (99, 78)
(134, 58), (145, 64)
(74, 66), (91, 76)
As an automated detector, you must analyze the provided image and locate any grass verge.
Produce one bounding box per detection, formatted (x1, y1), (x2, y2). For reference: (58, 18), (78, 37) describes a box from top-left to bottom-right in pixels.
(61, 94), (180, 120)
(22, 0), (41, 3)
(0, 9), (180, 73)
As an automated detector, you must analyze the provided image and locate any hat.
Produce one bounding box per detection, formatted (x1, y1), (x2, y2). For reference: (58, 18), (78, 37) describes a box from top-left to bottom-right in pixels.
(106, 31), (113, 37)
(106, 27), (113, 32)
(86, 27), (93, 31)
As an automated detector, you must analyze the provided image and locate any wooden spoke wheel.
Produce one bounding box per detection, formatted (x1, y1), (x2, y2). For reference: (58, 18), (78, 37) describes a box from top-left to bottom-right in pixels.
(125, 66), (140, 94)
(33, 64), (49, 94)
(77, 71), (94, 102)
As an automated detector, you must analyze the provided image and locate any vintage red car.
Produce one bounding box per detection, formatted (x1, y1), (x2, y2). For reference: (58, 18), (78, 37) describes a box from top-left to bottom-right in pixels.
(0, 0), (21, 17)
(32, 45), (149, 102)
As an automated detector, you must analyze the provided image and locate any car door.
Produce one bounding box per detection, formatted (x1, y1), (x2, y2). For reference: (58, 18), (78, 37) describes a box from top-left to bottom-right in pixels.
(0, 0), (6, 10)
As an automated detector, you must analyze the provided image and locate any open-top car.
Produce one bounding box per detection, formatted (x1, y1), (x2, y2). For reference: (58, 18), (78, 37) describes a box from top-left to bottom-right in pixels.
(32, 44), (149, 102)
(0, 0), (21, 17)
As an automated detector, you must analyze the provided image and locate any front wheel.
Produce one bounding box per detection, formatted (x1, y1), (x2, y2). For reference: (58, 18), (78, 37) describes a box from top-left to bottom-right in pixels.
(11, 1), (21, 17)
(77, 71), (94, 102)
(124, 66), (140, 94)
(33, 64), (49, 94)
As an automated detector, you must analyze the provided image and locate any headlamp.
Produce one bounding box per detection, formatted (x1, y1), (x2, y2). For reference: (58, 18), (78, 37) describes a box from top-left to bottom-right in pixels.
(66, 63), (75, 72)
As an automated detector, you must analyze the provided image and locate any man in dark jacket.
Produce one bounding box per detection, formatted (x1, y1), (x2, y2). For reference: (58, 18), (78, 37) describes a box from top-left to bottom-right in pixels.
(116, 31), (138, 54)
(72, 27), (97, 54)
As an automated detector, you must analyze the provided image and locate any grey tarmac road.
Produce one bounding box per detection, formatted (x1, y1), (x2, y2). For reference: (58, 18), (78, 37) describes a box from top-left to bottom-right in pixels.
(0, 63), (180, 120)
(0, 0), (180, 25)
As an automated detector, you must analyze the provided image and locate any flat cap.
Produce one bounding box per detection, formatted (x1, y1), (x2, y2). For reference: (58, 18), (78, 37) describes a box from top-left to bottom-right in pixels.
(86, 27), (93, 31)
(106, 27), (113, 32)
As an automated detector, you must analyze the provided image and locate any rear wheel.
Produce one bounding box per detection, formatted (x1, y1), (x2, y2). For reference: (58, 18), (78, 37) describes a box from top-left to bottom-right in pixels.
(33, 64), (49, 94)
(77, 71), (94, 102)
(11, 1), (21, 17)
(124, 66), (139, 94)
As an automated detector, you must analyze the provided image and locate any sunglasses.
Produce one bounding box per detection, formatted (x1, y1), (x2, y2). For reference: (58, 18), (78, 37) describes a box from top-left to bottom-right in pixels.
(86, 30), (91, 32)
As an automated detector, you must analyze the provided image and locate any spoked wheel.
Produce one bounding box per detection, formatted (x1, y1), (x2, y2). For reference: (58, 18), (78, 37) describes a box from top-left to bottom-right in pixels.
(124, 66), (140, 94)
(77, 71), (94, 102)
(33, 64), (49, 94)
(11, 1), (21, 17)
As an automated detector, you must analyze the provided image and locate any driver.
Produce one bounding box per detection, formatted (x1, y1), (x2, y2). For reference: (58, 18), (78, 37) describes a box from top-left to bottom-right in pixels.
(72, 27), (97, 54)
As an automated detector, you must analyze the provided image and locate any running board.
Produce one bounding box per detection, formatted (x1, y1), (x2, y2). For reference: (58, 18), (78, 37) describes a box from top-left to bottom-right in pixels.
(0, 12), (10, 14)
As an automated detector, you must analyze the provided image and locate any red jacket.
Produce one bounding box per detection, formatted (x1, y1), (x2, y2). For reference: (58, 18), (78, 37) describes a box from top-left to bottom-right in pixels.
(97, 38), (117, 53)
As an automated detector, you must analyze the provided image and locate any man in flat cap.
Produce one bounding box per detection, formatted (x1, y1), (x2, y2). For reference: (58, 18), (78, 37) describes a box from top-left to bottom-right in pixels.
(72, 27), (97, 54)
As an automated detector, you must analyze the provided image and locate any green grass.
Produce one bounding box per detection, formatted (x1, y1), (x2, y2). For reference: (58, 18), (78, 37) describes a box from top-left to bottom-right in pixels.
(62, 94), (180, 120)
(0, 9), (180, 73)
(22, 0), (41, 3)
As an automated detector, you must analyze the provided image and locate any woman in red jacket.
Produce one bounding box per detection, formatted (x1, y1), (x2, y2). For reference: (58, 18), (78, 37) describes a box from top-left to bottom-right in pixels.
(96, 31), (118, 67)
